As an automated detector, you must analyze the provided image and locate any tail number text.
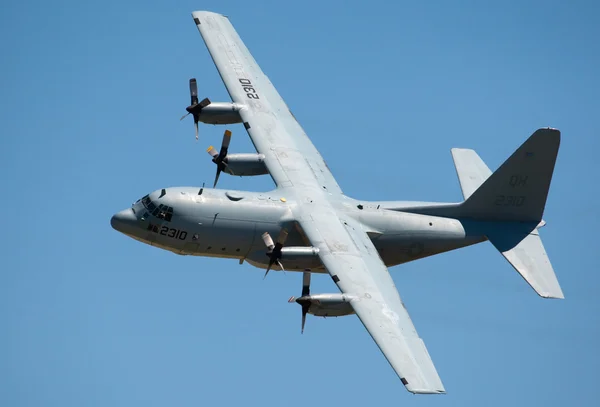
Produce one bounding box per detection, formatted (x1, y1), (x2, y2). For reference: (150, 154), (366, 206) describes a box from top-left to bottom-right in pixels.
(495, 195), (525, 207)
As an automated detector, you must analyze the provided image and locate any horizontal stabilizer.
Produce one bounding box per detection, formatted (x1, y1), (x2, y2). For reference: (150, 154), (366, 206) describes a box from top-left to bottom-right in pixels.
(486, 225), (564, 299)
(451, 148), (492, 199)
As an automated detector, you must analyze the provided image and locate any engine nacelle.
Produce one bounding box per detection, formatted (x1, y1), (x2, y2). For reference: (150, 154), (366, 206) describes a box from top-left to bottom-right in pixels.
(224, 153), (268, 176)
(245, 246), (323, 271)
(198, 102), (243, 125)
(296, 293), (356, 317)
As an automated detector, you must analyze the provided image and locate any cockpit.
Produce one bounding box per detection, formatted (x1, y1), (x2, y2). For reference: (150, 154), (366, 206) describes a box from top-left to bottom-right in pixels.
(134, 194), (175, 222)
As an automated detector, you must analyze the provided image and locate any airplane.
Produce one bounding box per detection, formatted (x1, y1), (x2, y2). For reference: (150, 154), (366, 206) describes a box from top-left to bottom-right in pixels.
(111, 10), (564, 394)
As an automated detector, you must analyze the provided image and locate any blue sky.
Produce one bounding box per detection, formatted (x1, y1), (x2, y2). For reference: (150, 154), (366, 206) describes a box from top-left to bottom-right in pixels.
(2, 0), (599, 405)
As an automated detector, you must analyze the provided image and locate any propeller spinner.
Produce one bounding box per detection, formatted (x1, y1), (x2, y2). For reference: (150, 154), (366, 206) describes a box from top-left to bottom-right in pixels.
(180, 78), (211, 140)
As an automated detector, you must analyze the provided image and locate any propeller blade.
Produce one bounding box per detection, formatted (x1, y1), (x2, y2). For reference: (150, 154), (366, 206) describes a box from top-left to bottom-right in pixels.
(263, 264), (272, 280)
(262, 232), (275, 251)
(301, 272), (311, 297)
(199, 97), (211, 108)
(301, 303), (309, 334)
(189, 79), (198, 106)
(194, 121), (199, 141)
(213, 168), (222, 188)
(207, 146), (218, 158)
(277, 228), (289, 245)
(216, 130), (232, 161)
(180, 112), (190, 121)
(276, 259), (285, 273)
(221, 130), (232, 149)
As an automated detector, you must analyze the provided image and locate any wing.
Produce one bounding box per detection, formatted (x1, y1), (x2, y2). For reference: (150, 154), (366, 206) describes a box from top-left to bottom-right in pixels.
(192, 11), (342, 193)
(193, 11), (444, 393)
(297, 212), (446, 394)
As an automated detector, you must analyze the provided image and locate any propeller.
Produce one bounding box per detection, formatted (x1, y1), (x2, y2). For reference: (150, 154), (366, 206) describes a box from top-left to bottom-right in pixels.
(180, 78), (211, 140)
(261, 228), (288, 279)
(288, 272), (311, 334)
(206, 130), (232, 187)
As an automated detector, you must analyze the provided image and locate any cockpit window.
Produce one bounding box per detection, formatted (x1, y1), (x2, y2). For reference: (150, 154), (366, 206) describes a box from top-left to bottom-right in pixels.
(139, 194), (174, 222)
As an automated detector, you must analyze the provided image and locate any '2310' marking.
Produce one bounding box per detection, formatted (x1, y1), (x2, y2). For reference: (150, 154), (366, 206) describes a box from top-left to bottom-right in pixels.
(148, 223), (187, 240)
(239, 78), (260, 99)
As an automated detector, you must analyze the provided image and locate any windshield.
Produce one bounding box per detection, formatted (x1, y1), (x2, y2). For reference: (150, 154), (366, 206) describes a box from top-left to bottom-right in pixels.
(139, 195), (174, 222)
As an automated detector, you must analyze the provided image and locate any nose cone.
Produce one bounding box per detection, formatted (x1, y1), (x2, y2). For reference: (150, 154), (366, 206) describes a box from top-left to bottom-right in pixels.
(111, 208), (138, 234)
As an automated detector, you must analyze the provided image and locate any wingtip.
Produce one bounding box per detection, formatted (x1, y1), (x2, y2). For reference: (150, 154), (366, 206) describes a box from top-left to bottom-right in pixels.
(540, 292), (565, 300)
(407, 387), (446, 395)
(403, 378), (446, 394)
(191, 10), (228, 19)
(537, 285), (565, 300)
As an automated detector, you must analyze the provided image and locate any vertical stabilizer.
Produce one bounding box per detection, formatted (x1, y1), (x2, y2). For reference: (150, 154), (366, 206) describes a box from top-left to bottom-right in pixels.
(461, 128), (560, 222)
(396, 129), (564, 299)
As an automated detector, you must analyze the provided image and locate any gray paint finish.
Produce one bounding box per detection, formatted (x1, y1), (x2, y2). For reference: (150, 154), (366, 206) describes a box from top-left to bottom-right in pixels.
(111, 11), (564, 395)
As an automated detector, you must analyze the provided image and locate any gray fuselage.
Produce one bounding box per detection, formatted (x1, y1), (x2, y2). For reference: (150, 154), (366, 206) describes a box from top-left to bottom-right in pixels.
(111, 187), (485, 273)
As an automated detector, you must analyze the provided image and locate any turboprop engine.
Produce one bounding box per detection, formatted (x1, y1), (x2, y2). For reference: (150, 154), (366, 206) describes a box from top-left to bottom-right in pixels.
(180, 78), (243, 140)
(206, 130), (268, 187)
(288, 271), (356, 334)
(289, 293), (356, 318)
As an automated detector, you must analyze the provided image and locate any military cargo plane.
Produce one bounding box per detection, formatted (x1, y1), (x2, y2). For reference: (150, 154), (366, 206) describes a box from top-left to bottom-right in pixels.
(111, 11), (563, 394)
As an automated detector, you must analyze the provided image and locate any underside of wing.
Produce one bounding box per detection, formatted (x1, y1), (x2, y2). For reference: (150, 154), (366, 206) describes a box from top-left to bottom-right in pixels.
(297, 212), (445, 394)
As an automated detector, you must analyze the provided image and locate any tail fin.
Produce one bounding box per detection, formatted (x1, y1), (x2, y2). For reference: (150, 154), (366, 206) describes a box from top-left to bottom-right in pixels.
(452, 128), (563, 298)
(386, 129), (563, 297)
(459, 128), (560, 222)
